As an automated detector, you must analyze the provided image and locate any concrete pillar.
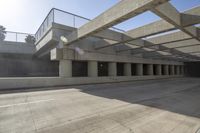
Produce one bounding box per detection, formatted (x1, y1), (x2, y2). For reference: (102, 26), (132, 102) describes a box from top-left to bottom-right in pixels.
(124, 63), (132, 76)
(179, 66), (182, 75)
(155, 64), (161, 75)
(88, 61), (98, 77)
(59, 60), (72, 77)
(108, 62), (117, 76)
(180, 65), (184, 75)
(170, 65), (175, 75)
(176, 66), (180, 75)
(147, 64), (153, 75)
(136, 63), (143, 76)
(163, 65), (169, 75)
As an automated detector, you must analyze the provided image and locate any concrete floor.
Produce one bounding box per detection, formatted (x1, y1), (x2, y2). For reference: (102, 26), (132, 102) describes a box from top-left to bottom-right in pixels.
(0, 78), (200, 133)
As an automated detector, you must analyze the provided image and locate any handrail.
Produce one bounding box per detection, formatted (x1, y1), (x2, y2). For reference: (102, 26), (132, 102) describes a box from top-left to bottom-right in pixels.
(53, 8), (91, 21)
(0, 30), (34, 43)
(53, 8), (125, 32)
(3, 30), (34, 35)
(34, 8), (125, 43)
(35, 8), (54, 39)
(2, 8), (125, 44)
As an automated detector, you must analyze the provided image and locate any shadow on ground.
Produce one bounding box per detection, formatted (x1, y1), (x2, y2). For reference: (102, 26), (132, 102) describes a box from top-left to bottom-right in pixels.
(78, 78), (200, 119)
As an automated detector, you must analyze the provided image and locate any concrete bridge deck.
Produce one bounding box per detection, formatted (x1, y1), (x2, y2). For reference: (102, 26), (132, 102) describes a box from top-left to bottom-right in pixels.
(0, 78), (200, 133)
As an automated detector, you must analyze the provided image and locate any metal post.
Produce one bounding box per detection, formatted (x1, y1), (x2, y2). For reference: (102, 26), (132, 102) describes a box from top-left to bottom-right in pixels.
(73, 15), (75, 27)
(53, 9), (55, 22)
(16, 33), (17, 42)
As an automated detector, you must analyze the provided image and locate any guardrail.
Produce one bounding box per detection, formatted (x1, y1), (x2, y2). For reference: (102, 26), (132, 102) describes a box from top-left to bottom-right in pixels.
(2, 8), (125, 44)
(35, 8), (125, 43)
(0, 30), (34, 43)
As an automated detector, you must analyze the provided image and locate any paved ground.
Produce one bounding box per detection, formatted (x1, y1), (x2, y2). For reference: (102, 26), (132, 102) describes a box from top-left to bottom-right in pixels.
(0, 78), (200, 133)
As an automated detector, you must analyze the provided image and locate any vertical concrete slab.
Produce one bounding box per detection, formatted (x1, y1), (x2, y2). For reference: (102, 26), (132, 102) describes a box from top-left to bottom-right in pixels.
(176, 66), (180, 75)
(170, 65), (175, 75)
(88, 61), (98, 77)
(163, 65), (169, 75)
(147, 64), (153, 75)
(180, 65), (184, 75)
(136, 63), (143, 76)
(124, 63), (132, 76)
(108, 62), (117, 76)
(156, 64), (162, 75)
(59, 60), (72, 77)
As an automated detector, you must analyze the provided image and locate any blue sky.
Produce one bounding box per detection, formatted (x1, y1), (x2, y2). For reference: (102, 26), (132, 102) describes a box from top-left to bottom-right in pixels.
(0, 0), (199, 34)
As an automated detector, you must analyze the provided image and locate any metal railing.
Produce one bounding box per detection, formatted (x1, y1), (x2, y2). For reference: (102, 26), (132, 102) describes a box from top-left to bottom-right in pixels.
(35, 8), (125, 43)
(0, 30), (34, 43)
(2, 8), (125, 44)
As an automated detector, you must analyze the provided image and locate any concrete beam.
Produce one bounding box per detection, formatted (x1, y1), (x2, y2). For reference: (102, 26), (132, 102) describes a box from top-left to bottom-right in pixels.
(147, 31), (192, 45)
(50, 48), (63, 60)
(146, 54), (200, 62)
(181, 13), (200, 27)
(131, 42), (200, 60)
(62, 48), (183, 65)
(92, 8), (199, 61)
(175, 45), (200, 53)
(126, 6), (200, 39)
(94, 6), (200, 48)
(64, 0), (169, 45)
(143, 49), (200, 61)
(152, 2), (200, 42)
(93, 4), (200, 61)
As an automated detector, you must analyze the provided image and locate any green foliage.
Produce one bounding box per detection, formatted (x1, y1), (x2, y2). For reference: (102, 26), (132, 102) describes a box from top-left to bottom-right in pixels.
(25, 35), (36, 44)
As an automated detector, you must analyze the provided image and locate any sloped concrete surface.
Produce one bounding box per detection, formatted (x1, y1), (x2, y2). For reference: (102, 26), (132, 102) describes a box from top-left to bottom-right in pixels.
(0, 78), (200, 133)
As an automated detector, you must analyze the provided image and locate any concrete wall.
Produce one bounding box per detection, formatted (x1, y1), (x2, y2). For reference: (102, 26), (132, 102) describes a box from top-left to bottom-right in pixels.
(0, 53), (58, 77)
(0, 41), (58, 77)
(0, 75), (182, 90)
(0, 41), (36, 54)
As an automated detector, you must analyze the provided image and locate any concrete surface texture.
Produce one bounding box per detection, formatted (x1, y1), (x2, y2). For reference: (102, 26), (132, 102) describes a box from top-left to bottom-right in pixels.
(0, 78), (200, 133)
(0, 54), (58, 77)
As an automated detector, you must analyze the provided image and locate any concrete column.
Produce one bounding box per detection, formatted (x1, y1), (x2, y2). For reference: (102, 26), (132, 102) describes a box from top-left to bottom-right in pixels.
(136, 63), (143, 76)
(124, 63), (132, 76)
(163, 65), (169, 75)
(170, 65), (175, 75)
(59, 60), (72, 77)
(108, 62), (117, 76)
(180, 65), (184, 75)
(155, 64), (162, 75)
(177, 66), (180, 75)
(88, 61), (98, 77)
(147, 64), (153, 75)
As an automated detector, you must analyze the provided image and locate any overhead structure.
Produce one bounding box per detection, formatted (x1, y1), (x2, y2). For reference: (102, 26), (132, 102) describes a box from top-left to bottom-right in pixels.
(56, 0), (200, 62)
